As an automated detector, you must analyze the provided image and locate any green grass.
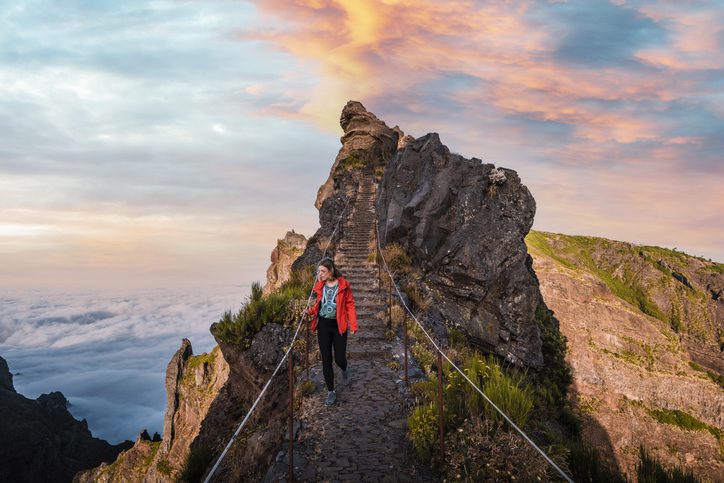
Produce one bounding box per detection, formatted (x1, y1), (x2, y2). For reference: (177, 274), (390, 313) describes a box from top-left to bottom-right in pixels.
(528, 231), (668, 323)
(627, 397), (721, 440)
(646, 407), (721, 440)
(186, 347), (217, 372)
(704, 263), (724, 274)
(688, 360), (724, 388)
(524, 231), (577, 270)
(141, 441), (161, 469)
(334, 152), (367, 174)
(155, 458), (172, 476)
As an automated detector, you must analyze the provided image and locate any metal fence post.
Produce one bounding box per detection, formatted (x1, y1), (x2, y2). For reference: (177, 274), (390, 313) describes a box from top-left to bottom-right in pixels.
(288, 352), (294, 482)
(437, 350), (445, 461)
(305, 317), (310, 381)
(403, 317), (409, 386)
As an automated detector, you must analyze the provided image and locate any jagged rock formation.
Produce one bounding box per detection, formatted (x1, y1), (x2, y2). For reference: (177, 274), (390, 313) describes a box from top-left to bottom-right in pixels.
(528, 231), (723, 481)
(0, 356), (131, 483)
(376, 134), (543, 368)
(77, 324), (294, 482)
(264, 230), (308, 294)
(75, 342), (229, 482)
(293, 101), (399, 272)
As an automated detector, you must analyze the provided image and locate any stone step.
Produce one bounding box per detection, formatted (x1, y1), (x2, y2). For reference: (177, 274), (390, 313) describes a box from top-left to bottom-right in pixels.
(347, 350), (389, 360)
(345, 278), (379, 283)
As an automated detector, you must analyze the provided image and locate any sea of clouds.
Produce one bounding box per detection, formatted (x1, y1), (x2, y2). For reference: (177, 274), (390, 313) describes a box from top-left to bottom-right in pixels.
(0, 286), (249, 444)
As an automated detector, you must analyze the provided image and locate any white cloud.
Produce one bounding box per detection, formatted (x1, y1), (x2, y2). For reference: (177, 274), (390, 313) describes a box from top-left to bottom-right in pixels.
(0, 285), (248, 443)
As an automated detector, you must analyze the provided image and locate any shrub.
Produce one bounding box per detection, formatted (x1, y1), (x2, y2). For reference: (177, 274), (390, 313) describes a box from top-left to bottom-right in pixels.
(383, 242), (412, 272)
(374, 164), (385, 180)
(179, 445), (213, 483)
(335, 152), (366, 174)
(689, 360), (724, 388)
(637, 445), (700, 483)
(407, 402), (439, 461)
(156, 458), (172, 476)
(390, 304), (406, 327)
(567, 440), (628, 483)
(443, 419), (550, 482)
(387, 360), (400, 371)
(211, 271), (314, 348)
(534, 304), (572, 412)
(411, 342), (434, 373)
(298, 379), (315, 397)
(478, 356), (533, 427)
(403, 283), (431, 312)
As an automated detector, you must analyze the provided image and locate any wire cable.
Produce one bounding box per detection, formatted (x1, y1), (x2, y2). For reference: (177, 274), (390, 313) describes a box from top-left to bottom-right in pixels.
(203, 197), (350, 483)
(374, 223), (574, 483)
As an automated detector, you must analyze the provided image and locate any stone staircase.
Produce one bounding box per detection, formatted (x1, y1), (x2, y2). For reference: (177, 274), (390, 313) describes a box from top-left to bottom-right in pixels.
(264, 174), (437, 482)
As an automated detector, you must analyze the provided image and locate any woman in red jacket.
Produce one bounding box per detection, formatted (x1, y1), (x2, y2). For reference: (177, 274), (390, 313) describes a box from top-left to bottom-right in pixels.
(308, 258), (358, 406)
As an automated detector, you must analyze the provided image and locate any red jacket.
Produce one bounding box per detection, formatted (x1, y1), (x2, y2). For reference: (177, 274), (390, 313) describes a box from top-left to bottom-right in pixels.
(308, 277), (358, 334)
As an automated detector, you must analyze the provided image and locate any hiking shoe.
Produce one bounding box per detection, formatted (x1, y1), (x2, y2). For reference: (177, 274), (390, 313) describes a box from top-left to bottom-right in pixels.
(325, 390), (336, 406)
(342, 367), (350, 383)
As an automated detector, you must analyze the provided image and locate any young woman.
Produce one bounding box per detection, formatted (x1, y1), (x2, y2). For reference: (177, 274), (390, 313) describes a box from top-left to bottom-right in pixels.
(308, 258), (358, 406)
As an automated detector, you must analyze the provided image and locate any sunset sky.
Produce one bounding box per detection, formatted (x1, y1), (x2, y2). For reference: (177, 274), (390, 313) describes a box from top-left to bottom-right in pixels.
(1, 0), (723, 290)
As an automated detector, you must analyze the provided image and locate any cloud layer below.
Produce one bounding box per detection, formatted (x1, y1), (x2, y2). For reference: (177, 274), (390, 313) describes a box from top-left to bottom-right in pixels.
(1, 286), (247, 444)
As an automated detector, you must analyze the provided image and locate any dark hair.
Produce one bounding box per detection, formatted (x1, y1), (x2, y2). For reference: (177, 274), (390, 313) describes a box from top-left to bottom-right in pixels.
(318, 258), (343, 279)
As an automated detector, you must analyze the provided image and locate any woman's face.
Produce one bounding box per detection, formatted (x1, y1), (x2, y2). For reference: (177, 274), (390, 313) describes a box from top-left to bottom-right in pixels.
(318, 265), (332, 281)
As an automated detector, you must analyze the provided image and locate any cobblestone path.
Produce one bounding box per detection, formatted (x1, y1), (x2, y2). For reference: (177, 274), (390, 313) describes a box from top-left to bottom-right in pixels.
(264, 175), (438, 482)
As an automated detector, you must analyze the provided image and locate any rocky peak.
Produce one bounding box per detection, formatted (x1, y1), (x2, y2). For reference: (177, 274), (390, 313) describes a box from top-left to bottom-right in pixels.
(298, 101), (399, 271)
(314, 100), (398, 210)
(0, 356), (15, 393)
(264, 230), (308, 294)
(393, 125), (414, 149)
(376, 131), (543, 367)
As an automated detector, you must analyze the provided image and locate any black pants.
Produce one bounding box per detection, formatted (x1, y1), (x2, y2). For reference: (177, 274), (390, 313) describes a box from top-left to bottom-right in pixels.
(317, 315), (348, 391)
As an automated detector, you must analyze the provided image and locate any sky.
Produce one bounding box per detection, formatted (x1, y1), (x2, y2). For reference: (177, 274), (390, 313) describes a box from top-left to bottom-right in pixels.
(0, 0), (722, 448)
(0, 0), (722, 293)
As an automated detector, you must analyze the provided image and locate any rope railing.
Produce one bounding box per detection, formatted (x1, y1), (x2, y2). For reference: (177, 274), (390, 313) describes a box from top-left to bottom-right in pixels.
(203, 198), (350, 483)
(374, 223), (575, 483)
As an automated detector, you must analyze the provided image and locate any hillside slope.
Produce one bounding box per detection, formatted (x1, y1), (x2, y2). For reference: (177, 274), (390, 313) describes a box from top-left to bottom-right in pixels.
(527, 230), (723, 481)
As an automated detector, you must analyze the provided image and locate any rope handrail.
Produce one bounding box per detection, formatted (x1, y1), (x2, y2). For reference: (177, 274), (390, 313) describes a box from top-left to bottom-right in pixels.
(374, 223), (574, 483)
(203, 197), (350, 483)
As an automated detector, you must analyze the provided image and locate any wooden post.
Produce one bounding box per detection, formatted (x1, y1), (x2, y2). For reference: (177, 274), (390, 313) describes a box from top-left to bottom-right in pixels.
(288, 352), (294, 482)
(437, 350), (445, 461)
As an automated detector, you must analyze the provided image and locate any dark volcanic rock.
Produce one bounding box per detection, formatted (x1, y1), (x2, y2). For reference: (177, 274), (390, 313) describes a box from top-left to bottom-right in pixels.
(376, 133), (544, 367)
(0, 356), (14, 392)
(0, 356), (132, 483)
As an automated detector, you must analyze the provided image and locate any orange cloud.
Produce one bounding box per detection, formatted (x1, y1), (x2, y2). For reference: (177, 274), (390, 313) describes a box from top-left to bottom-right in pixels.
(243, 0), (689, 143)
